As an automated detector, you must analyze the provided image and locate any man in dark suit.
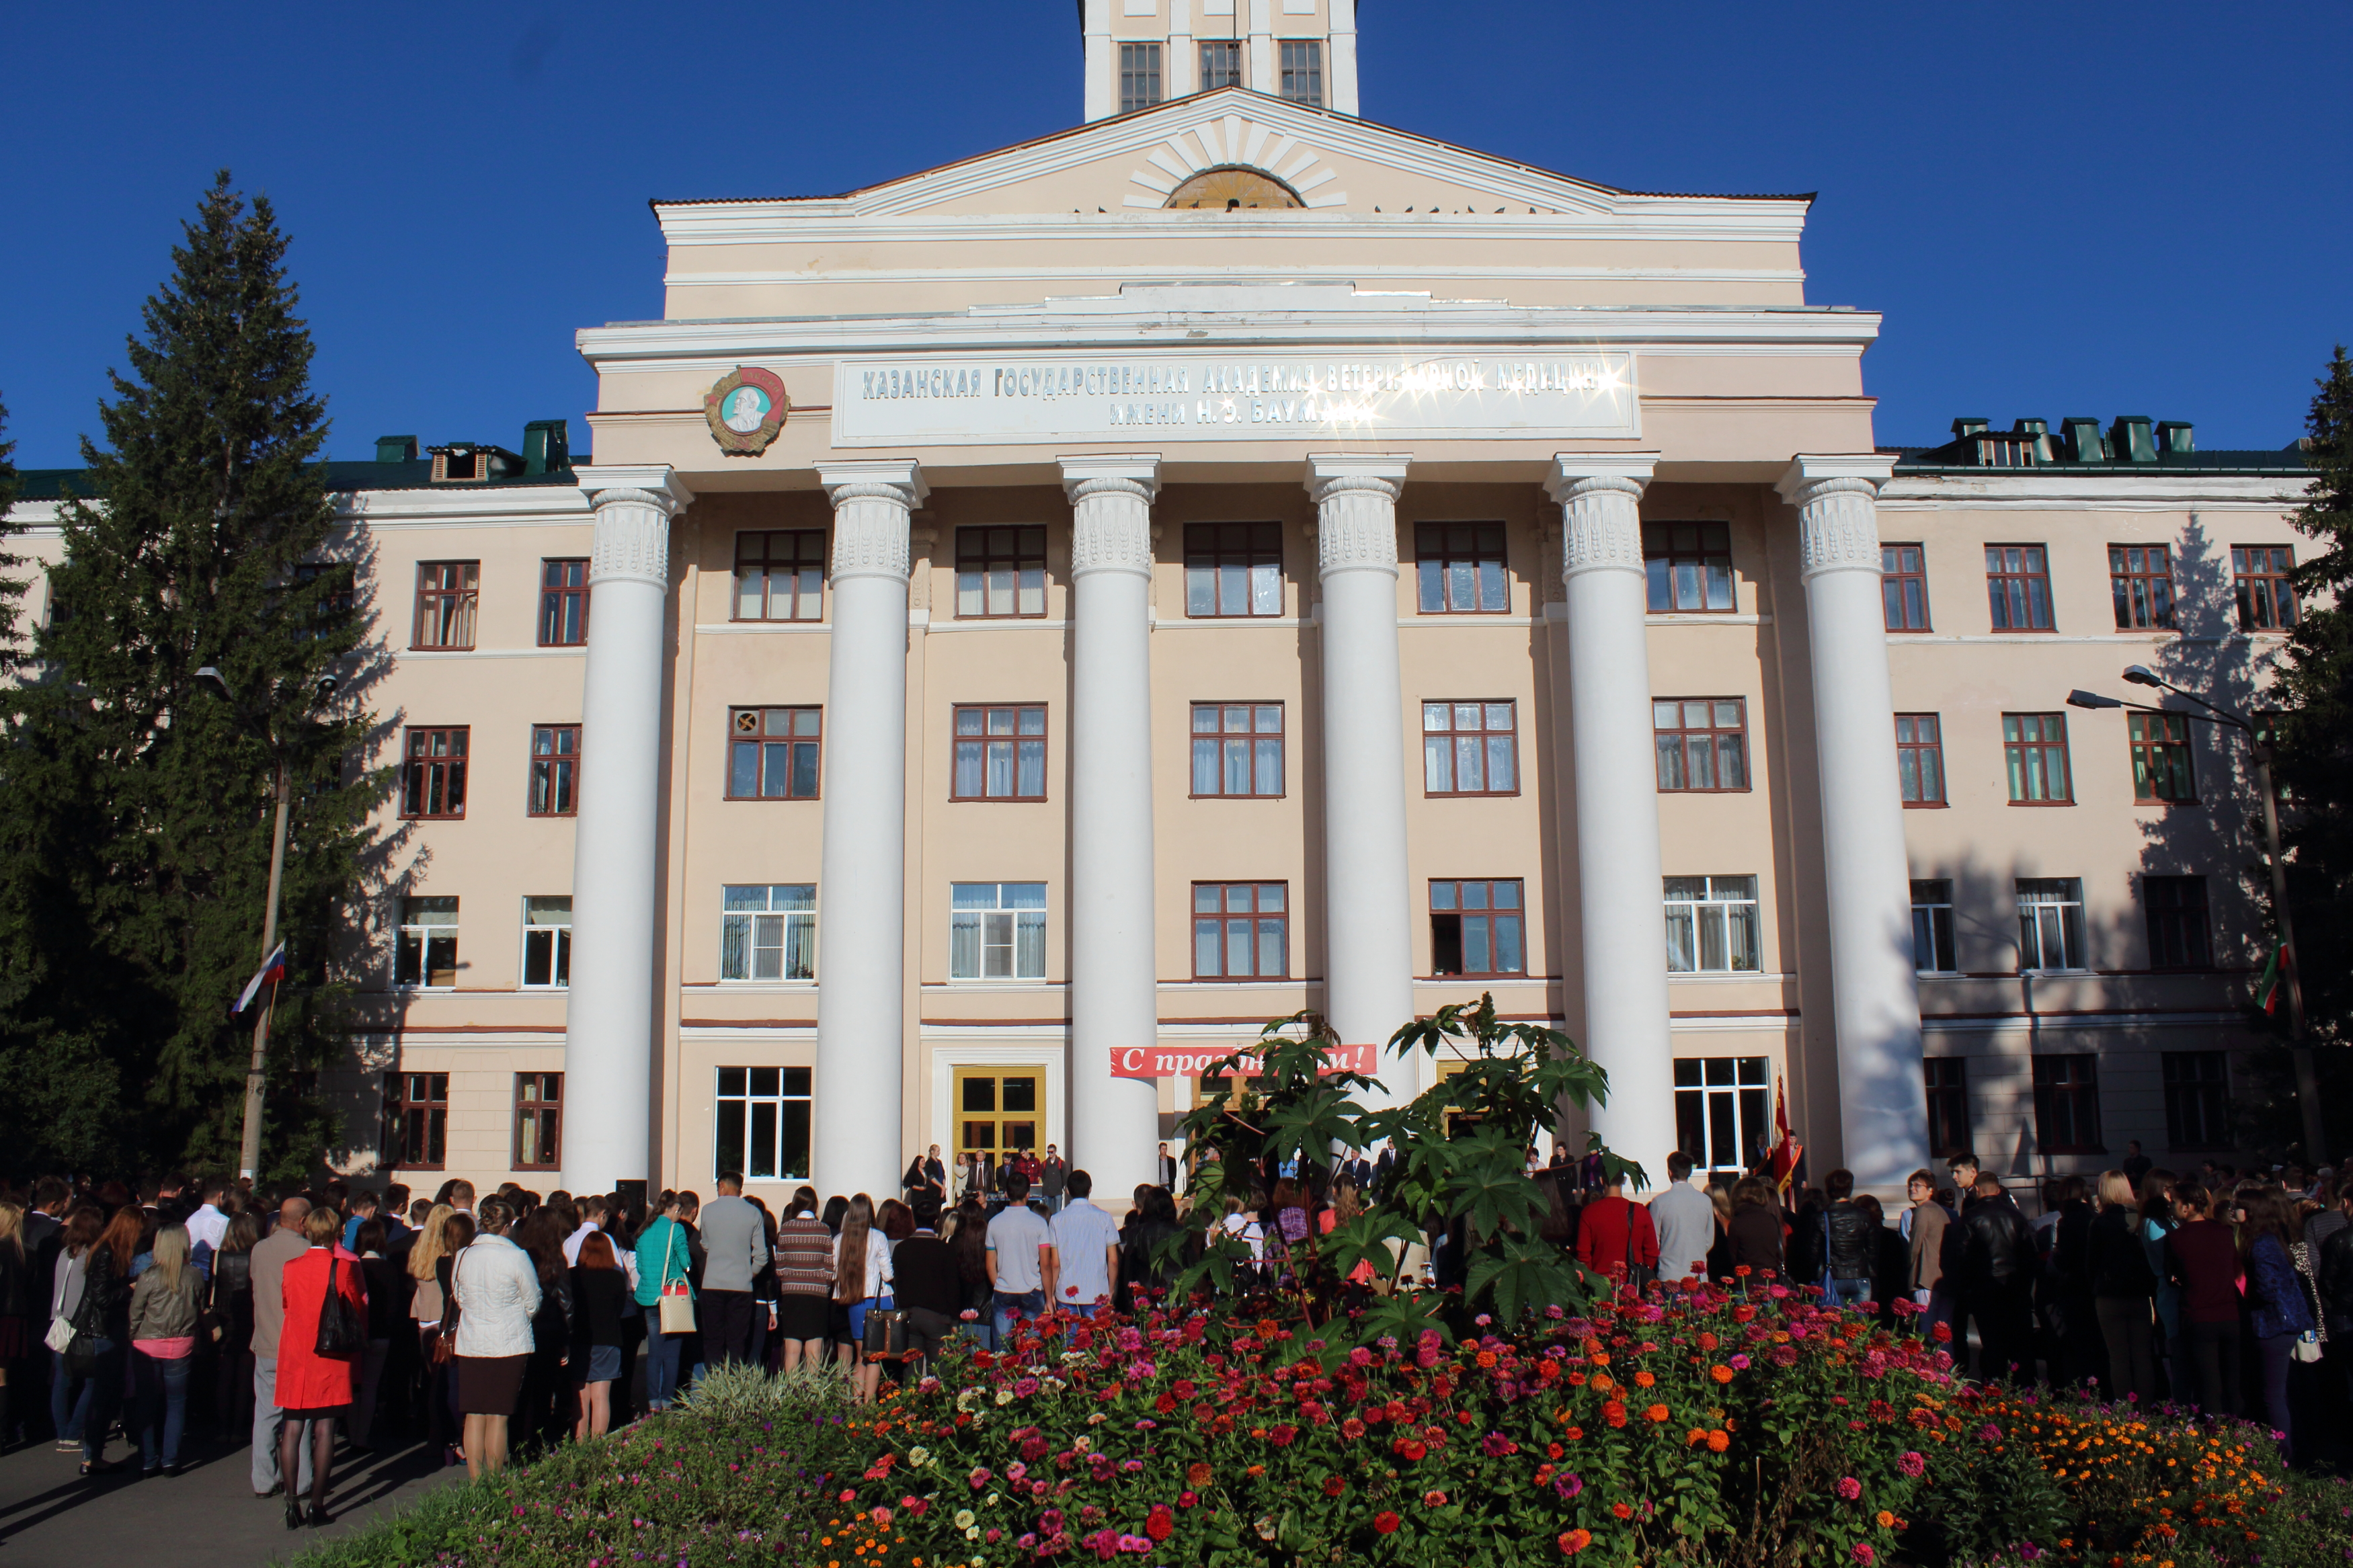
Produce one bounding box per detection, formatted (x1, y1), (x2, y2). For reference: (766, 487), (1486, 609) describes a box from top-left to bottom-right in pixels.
(1371, 1144), (1396, 1200)
(1154, 1143), (1180, 1192)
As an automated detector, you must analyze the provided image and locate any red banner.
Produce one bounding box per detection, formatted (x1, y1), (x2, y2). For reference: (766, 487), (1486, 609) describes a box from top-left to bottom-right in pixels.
(1109, 1041), (1380, 1080)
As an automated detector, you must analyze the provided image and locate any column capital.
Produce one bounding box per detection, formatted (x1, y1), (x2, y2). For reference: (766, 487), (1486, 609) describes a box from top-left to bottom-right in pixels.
(576, 464), (694, 517)
(1543, 452), (1659, 503)
(1778, 454), (1897, 581)
(817, 458), (927, 510)
(820, 460), (925, 585)
(1306, 454), (1410, 579)
(1548, 454), (1657, 583)
(1062, 455), (1160, 580)
(1304, 452), (1411, 503)
(1774, 452), (1897, 506)
(1058, 453), (1162, 504)
(577, 467), (692, 589)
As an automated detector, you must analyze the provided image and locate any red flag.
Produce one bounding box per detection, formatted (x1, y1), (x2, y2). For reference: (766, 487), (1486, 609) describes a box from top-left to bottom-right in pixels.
(1769, 1075), (1803, 1195)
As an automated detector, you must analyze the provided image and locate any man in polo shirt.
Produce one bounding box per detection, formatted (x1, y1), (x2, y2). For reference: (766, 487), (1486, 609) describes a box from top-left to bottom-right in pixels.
(249, 1195), (315, 1498)
(985, 1172), (1054, 1345)
(1048, 1170), (1121, 1315)
(1647, 1152), (1717, 1289)
(698, 1171), (772, 1367)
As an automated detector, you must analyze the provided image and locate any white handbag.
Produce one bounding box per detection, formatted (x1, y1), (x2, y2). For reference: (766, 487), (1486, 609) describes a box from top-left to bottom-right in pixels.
(44, 1315), (75, 1354)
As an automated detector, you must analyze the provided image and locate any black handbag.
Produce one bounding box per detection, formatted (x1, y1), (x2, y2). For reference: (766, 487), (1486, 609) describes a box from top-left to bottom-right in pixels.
(861, 1305), (908, 1358)
(314, 1255), (365, 1359)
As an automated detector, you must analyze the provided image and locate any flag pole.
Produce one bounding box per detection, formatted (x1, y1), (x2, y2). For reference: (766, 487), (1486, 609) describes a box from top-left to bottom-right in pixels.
(238, 757), (294, 1184)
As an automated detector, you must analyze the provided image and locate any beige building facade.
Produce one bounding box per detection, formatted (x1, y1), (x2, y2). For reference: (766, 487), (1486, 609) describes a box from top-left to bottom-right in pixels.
(10, 5), (2313, 1206)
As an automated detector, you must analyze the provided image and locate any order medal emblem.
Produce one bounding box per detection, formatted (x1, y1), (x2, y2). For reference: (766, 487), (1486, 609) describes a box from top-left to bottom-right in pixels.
(703, 366), (790, 455)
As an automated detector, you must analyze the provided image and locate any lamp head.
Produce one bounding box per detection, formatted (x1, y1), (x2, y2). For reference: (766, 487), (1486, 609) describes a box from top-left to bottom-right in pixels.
(2067, 689), (2124, 710)
(2122, 665), (2162, 688)
(314, 675), (338, 702)
(192, 665), (233, 704)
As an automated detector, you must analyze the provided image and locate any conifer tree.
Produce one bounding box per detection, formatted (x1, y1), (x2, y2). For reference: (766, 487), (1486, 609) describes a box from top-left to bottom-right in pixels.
(0, 175), (382, 1178)
(0, 394), (22, 669)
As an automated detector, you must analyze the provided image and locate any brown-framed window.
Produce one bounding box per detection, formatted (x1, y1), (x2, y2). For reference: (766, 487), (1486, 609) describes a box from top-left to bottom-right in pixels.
(1185, 523), (1283, 618)
(1653, 699), (1748, 792)
(1645, 522), (1734, 613)
(1923, 1059), (1969, 1159)
(715, 1067), (814, 1182)
(2232, 546), (2298, 630)
(1191, 882), (1288, 979)
(1882, 544), (1931, 631)
(2002, 712), (2071, 803)
(1199, 37), (1243, 91)
(1911, 879), (1956, 973)
(733, 529), (826, 622)
(1985, 545), (2054, 631)
(1415, 522), (1508, 614)
(952, 705), (1047, 800)
(1278, 38), (1323, 105)
(1664, 876), (1761, 973)
(396, 897), (458, 987)
(2016, 878), (2087, 971)
(529, 725), (578, 817)
(1430, 878), (1525, 977)
(401, 727), (469, 819)
(2129, 712), (2194, 802)
(514, 1072), (562, 1170)
(539, 558), (590, 646)
(2032, 1055), (2104, 1155)
(727, 706), (822, 799)
(2162, 1051), (2229, 1149)
(1191, 703), (1284, 798)
(1896, 714), (1946, 805)
(955, 526), (1047, 618)
(2145, 875), (2212, 969)
(1423, 700), (1518, 796)
(292, 561), (355, 643)
(520, 897), (571, 987)
(2109, 545), (2176, 630)
(389, 1071), (449, 1169)
(412, 561), (480, 649)
(1119, 40), (1162, 112)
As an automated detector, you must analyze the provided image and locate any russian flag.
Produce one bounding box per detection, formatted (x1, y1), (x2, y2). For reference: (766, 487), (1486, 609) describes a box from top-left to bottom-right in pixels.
(233, 943), (288, 1018)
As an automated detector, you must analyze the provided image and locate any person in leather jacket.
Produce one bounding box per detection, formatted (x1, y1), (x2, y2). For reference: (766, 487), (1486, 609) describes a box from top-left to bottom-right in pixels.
(1819, 1169), (1878, 1308)
(1956, 1173), (2036, 1384)
(2315, 1190), (2352, 1411)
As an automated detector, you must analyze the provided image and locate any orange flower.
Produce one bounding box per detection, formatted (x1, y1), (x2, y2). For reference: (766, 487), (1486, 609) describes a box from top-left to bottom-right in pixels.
(1187, 1461), (1214, 1488)
(1710, 1365), (1734, 1384)
(1876, 1511), (1895, 1529)
(1558, 1528), (1593, 1556)
(1611, 1502), (1634, 1520)
(1604, 1402), (1628, 1429)
(1634, 1371), (1656, 1389)
(1476, 1352), (1498, 1369)
(1645, 1403), (1671, 1423)
(1687, 1428), (1710, 1446)
(1706, 1430), (1730, 1453)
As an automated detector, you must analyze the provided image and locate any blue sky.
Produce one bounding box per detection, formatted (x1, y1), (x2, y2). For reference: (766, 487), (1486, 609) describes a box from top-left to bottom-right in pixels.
(3, 2), (2346, 468)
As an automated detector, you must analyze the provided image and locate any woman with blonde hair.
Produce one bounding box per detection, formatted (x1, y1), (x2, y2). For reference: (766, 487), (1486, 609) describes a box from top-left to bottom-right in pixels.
(405, 1202), (456, 1455)
(2088, 1167), (2159, 1403)
(832, 1194), (892, 1403)
(128, 1223), (204, 1474)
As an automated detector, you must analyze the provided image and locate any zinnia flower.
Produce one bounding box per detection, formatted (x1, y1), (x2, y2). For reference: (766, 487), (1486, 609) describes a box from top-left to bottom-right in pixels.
(1835, 1477), (1862, 1501)
(1645, 1403), (1671, 1423)
(1374, 1511), (1402, 1534)
(1897, 1450), (1925, 1479)
(1851, 1546), (1875, 1565)
(1423, 1490), (1447, 1508)
(1186, 1461), (1213, 1488)
(1558, 1528), (1593, 1555)
(1611, 1502), (1634, 1520)
(1146, 1507), (1174, 1542)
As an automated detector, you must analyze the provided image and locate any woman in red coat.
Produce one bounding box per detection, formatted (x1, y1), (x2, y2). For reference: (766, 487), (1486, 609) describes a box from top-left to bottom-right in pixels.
(275, 1206), (367, 1530)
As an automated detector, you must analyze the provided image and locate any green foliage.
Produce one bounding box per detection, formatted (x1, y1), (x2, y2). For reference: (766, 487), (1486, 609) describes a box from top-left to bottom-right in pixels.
(0, 393), (22, 671)
(0, 173), (385, 1179)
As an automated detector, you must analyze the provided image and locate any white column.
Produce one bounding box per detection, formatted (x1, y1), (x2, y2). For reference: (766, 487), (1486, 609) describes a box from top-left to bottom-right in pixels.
(813, 460), (924, 1202)
(1308, 454), (1418, 1104)
(562, 466), (692, 1192)
(1248, 0), (1276, 94)
(1778, 455), (1929, 1192)
(1063, 455), (1163, 1200)
(1545, 456), (1678, 1182)
(1081, 0), (1113, 121)
(1168, 0), (1196, 97)
(1328, 0), (1360, 114)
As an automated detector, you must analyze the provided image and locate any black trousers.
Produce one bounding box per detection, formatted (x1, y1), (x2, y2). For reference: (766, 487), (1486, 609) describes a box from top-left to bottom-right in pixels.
(701, 1290), (758, 1368)
(1971, 1284), (2034, 1385)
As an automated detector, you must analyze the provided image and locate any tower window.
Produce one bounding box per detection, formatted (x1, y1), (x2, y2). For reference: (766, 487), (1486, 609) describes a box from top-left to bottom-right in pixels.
(1278, 39), (1323, 105)
(1119, 42), (1162, 114)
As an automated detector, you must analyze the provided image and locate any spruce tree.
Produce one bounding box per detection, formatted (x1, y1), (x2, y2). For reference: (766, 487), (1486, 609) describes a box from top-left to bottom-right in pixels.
(0, 174), (381, 1179)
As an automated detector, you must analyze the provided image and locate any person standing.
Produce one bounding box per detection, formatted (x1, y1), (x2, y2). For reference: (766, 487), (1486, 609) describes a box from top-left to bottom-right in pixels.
(2238, 1186), (2315, 1463)
(451, 1196), (540, 1479)
(830, 1194), (893, 1404)
(1575, 1171), (1661, 1294)
(183, 1180), (229, 1265)
(772, 1188), (834, 1372)
(1648, 1153), (1718, 1290)
(1048, 1171), (1121, 1315)
(889, 1194), (959, 1365)
(1956, 1173), (2036, 1385)
(347, 1219), (403, 1450)
(2164, 1182), (2243, 1417)
(1725, 1178), (1784, 1279)
(0, 1202), (31, 1450)
(985, 1173), (1053, 1344)
(1902, 1171), (1952, 1337)
(1039, 1147), (1069, 1216)
(1156, 1143), (1181, 1192)
(2134, 1170), (2186, 1401)
(631, 1194), (695, 1412)
(248, 1196), (313, 1498)
(696, 1173), (770, 1369)
(569, 1232), (629, 1440)
(2088, 1169), (2159, 1404)
(1818, 1169), (1876, 1309)
(273, 1206), (367, 1529)
(126, 1223), (204, 1476)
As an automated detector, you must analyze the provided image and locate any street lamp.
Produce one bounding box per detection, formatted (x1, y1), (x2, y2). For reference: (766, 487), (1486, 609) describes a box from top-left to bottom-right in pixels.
(2067, 667), (2325, 1162)
(193, 666), (336, 1183)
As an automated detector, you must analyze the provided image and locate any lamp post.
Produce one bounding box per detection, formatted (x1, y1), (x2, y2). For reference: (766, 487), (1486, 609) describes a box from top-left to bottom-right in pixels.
(2067, 665), (2327, 1162)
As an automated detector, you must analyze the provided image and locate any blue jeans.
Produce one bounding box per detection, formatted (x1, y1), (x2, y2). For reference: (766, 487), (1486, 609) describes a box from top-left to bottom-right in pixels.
(643, 1306), (685, 1409)
(991, 1290), (1045, 1347)
(132, 1349), (190, 1469)
(1823, 1276), (1874, 1311)
(54, 1337), (121, 1461)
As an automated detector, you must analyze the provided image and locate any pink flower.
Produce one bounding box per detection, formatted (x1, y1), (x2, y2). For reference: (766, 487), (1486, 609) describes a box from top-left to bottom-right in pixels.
(1851, 1546), (1875, 1565)
(1835, 1477), (1863, 1502)
(1897, 1451), (1925, 1479)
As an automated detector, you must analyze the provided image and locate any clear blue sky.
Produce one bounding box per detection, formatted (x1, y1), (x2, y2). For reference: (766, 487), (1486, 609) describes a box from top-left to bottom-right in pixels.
(3, 2), (2346, 468)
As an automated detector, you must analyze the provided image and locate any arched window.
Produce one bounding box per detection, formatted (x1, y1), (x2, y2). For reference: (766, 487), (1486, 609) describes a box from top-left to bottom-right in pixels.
(1164, 167), (1303, 210)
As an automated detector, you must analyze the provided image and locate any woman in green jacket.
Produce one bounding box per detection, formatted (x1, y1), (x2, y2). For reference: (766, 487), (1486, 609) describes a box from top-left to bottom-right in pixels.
(633, 1193), (697, 1411)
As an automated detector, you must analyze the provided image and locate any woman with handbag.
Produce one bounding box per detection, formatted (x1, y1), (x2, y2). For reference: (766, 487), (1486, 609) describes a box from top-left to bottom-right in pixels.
(274, 1206), (368, 1528)
(451, 1196), (541, 1478)
(632, 1194), (696, 1411)
(832, 1194), (893, 1404)
(51, 1203), (134, 1475)
(405, 1203), (456, 1460)
(127, 1223), (204, 1475)
(2237, 1187), (2315, 1464)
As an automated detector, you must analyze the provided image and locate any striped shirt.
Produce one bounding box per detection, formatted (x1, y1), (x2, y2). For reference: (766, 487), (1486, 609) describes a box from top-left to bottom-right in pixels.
(774, 1216), (834, 1299)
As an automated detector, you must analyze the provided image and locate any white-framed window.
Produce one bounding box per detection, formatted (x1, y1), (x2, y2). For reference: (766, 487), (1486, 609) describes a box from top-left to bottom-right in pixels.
(2016, 878), (2087, 973)
(721, 884), (815, 981)
(396, 896), (458, 988)
(715, 1067), (813, 1181)
(951, 882), (1047, 981)
(521, 896), (571, 988)
(1911, 880), (1956, 974)
(1674, 1057), (1768, 1178)
(1663, 876), (1759, 973)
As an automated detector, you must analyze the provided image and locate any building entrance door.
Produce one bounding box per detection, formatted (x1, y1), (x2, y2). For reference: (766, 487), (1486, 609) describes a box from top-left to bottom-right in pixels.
(955, 1067), (1043, 1166)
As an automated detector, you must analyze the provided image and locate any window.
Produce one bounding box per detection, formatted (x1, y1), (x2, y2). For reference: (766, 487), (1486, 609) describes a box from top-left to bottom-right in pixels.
(413, 561), (480, 649)
(1653, 699), (1747, 792)
(1415, 523), (1507, 614)
(401, 727), (469, 819)
(1191, 703), (1284, 797)
(955, 526), (1047, 618)
(2162, 1051), (2229, 1149)
(715, 1067), (813, 1182)
(1423, 701), (1518, 796)
(1882, 544), (1930, 631)
(728, 706), (823, 800)
(1192, 882), (1288, 979)
(1644, 522), (1734, 613)
(950, 883), (1048, 981)
(389, 1071), (449, 1169)
(1429, 879), (1525, 977)
(1923, 1059), (1970, 1158)
(2002, 712), (2071, 803)
(1985, 545), (2054, 632)
(539, 558), (590, 646)
(1278, 38), (1322, 104)
(1673, 1057), (1767, 1178)
(293, 561), (355, 643)
(2109, 545), (2175, 630)
(2016, 878), (2087, 972)
(1895, 714), (1946, 806)
(521, 896), (572, 988)
(2129, 712), (2194, 802)
(734, 529), (826, 622)
(514, 1073), (562, 1170)
(529, 725), (579, 817)
(720, 885), (816, 981)
(396, 897), (458, 988)
(1184, 523), (1283, 617)
(952, 705), (1048, 800)
(1119, 41), (1162, 112)
(2032, 1055), (2103, 1155)
(1911, 879), (1956, 973)
(2145, 875), (2212, 969)
(2233, 546), (2298, 630)
(955, 1068), (1040, 1163)
(1663, 876), (1761, 973)
(1199, 37), (1243, 90)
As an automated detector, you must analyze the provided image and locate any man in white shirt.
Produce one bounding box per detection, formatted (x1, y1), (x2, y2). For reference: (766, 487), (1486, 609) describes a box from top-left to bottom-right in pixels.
(1648, 1151), (1718, 1289)
(563, 1194), (607, 1264)
(1047, 1170), (1122, 1315)
(184, 1178), (231, 1255)
(984, 1172), (1054, 1346)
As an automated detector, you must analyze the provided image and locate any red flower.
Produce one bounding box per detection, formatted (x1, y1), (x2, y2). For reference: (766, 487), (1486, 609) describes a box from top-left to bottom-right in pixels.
(1269, 1425), (1298, 1447)
(1422, 1490), (1447, 1508)
(1611, 1502), (1634, 1520)
(1374, 1511), (1402, 1534)
(1603, 1402), (1628, 1429)
(1340, 1418), (1366, 1440)
(1146, 1506), (1174, 1542)
(1322, 1477), (1345, 1497)
(1558, 1528), (1593, 1556)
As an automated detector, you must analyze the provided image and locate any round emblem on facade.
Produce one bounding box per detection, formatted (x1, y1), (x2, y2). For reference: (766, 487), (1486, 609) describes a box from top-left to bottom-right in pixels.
(703, 366), (790, 456)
